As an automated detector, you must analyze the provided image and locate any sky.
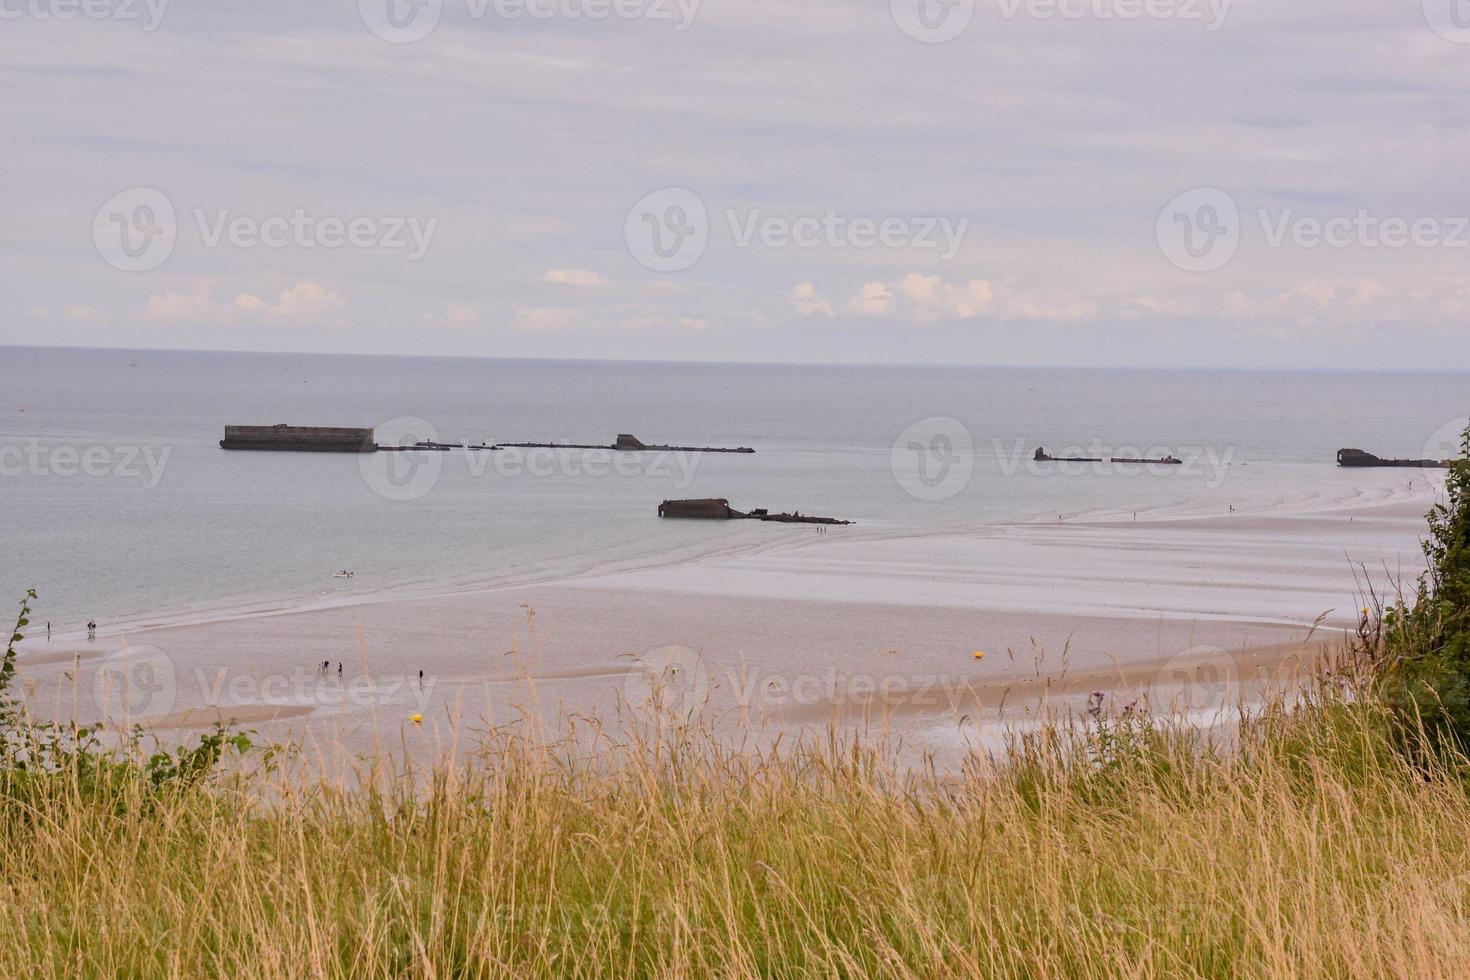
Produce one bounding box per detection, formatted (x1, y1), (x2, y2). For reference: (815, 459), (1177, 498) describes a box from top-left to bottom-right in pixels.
(4, 0), (1470, 368)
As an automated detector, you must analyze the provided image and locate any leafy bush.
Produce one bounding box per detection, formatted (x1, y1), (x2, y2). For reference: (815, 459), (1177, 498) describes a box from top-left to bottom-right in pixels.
(0, 590), (250, 801)
(1379, 425), (1470, 748)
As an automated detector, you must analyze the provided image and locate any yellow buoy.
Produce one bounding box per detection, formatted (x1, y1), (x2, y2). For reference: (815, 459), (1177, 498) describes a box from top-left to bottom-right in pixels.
(972, 650), (985, 661)
(411, 713), (423, 724)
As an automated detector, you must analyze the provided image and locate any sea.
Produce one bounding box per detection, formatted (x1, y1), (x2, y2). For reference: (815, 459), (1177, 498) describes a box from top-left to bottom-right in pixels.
(3, 345), (1467, 633)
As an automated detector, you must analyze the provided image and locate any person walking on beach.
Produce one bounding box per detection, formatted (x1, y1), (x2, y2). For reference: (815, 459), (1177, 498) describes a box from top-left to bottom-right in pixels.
(46, 621), (50, 640)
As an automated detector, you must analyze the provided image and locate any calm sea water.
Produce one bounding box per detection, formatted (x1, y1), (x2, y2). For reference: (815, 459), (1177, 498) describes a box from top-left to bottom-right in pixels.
(3, 346), (1467, 630)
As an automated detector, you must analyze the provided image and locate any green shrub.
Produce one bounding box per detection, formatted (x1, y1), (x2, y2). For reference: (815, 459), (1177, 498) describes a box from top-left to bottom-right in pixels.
(0, 590), (250, 797)
(1380, 425), (1470, 748)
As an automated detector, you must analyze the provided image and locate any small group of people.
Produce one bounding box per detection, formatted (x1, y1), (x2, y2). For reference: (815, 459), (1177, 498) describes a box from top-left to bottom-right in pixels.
(86, 619), (97, 639)
(318, 661), (427, 686)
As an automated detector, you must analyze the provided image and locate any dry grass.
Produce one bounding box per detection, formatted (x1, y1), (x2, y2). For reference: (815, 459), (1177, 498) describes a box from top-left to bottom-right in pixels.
(2, 689), (1470, 978)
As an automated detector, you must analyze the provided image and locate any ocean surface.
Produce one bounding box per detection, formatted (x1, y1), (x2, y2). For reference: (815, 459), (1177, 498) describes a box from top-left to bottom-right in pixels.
(3, 346), (1467, 632)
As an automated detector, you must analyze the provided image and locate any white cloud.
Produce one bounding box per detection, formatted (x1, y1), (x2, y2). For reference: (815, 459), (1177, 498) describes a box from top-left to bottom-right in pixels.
(611, 313), (710, 333)
(1121, 296), (1185, 318)
(1218, 278), (1470, 331)
(137, 280), (346, 326)
(270, 282), (345, 322)
(543, 269), (609, 288)
(139, 284), (229, 323)
(850, 282), (894, 316)
(790, 282), (833, 317)
(9, 2), (1470, 366)
(845, 274), (1088, 324)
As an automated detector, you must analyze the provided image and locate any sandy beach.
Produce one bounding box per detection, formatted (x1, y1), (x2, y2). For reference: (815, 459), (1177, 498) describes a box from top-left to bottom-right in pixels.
(13, 484), (1433, 763)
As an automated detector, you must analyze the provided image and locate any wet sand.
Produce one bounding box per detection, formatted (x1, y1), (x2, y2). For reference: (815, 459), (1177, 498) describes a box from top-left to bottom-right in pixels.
(14, 491), (1430, 760)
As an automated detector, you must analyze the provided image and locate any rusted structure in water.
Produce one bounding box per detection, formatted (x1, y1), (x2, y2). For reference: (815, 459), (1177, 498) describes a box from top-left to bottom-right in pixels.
(1033, 447), (1182, 465)
(1337, 448), (1450, 469)
(658, 498), (740, 519)
(658, 499), (853, 525)
(503, 433), (755, 454)
(220, 424), (376, 453)
(220, 428), (754, 455)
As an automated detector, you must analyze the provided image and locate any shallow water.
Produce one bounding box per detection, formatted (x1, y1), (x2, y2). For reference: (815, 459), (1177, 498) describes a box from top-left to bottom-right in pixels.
(3, 345), (1466, 631)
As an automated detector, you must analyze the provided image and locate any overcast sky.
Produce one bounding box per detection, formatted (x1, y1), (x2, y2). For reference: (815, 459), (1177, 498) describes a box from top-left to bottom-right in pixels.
(4, 0), (1470, 368)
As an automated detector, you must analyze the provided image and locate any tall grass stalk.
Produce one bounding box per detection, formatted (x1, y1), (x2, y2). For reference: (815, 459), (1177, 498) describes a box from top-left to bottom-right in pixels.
(2, 680), (1469, 978)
